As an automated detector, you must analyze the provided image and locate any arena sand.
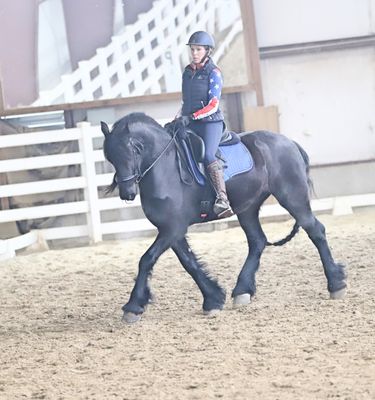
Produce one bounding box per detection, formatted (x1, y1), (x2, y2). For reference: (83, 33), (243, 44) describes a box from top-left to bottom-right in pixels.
(0, 209), (374, 399)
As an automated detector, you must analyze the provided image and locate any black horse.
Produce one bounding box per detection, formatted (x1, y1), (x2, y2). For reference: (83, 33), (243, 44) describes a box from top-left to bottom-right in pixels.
(101, 112), (346, 323)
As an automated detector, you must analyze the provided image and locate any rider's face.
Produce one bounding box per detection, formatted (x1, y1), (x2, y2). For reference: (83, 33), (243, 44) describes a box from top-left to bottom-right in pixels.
(190, 45), (206, 64)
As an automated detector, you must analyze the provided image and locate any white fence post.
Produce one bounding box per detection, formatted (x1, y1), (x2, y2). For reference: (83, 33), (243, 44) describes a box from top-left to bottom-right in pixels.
(332, 197), (353, 216)
(78, 122), (102, 243)
(0, 240), (16, 261)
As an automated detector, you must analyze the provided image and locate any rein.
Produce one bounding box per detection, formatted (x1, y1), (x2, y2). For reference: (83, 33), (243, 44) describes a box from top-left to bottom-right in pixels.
(116, 124), (179, 184)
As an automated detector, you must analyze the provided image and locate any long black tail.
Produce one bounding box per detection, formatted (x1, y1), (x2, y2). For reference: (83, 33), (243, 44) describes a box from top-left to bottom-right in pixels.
(266, 141), (312, 247)
(266, 221), (300, 247)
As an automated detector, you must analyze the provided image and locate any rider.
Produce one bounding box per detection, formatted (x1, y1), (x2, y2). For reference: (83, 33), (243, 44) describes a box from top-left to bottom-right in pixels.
(178, 31), (234, 219)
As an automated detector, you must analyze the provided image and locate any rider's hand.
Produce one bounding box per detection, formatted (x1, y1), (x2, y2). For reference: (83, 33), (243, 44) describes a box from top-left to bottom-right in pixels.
(180, 115), (191, 127)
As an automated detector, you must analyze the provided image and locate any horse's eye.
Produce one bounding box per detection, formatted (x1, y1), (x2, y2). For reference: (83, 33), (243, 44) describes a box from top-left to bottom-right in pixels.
(131, 138), (144, 154)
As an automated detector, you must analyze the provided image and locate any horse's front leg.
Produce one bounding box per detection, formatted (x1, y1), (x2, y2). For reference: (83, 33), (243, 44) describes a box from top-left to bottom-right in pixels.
(172, 237), (226, 315)
(123, 233), (172, 323)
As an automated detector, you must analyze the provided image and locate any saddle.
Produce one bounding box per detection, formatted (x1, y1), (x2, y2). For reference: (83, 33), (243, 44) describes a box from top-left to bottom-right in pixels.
(164, 120), (253, 219)
(164, 119), (253, 185)
(179, 127), (253, 186)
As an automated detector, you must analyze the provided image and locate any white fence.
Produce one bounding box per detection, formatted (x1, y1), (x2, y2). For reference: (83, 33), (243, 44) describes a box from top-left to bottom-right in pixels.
(1, 122), (375, 261)
(0, 122), (152, 246)
(33, 0), (242, 106)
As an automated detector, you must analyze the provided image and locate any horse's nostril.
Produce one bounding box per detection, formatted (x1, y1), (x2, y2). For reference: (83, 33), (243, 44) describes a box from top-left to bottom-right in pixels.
(120, 193), (136, 201)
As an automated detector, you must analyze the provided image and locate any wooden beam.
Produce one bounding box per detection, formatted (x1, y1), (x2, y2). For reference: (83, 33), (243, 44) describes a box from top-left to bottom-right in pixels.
(239, 0), (264, 106)
(0, 84), (257, 117)
(0, 79), (4, 112)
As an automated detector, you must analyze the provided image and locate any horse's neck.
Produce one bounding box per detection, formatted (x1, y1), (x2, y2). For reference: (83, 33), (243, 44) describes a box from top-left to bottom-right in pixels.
(140, 127), (171, 161)
(139, 129), (179, 193)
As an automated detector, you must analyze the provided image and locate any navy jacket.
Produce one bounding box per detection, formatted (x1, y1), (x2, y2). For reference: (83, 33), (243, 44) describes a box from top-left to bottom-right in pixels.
(181, 58), (224, 122)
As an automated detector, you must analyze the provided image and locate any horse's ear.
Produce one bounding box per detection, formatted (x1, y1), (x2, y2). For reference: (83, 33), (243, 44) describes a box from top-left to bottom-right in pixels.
(101, 121), (110, 137)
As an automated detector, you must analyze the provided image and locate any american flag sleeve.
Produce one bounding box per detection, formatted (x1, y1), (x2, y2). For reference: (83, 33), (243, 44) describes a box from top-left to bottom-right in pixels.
(192, 68), (223, 120)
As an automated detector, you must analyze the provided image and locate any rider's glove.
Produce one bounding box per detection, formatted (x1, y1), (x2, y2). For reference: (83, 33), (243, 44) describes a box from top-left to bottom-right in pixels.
(180, 115), (191, 127)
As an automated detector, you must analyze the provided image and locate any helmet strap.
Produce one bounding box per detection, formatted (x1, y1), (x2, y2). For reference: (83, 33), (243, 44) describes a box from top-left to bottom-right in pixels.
(199, 48), (211, 64)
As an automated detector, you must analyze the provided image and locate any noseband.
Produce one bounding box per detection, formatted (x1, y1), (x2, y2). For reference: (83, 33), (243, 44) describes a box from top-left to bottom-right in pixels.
(115, 127), (179, 185)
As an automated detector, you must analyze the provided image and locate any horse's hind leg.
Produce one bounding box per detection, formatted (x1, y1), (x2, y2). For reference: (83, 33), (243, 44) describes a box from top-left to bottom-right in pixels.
(172, 237), (226, 315)
(297, 211), (347, 298)
(232, 208), (267, 305)
(276, 194), (347, 298)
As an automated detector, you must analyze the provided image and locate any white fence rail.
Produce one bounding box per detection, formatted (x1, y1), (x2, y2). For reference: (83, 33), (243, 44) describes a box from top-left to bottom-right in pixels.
(33, 0), (242, 106)
(1, 122), (375, 261)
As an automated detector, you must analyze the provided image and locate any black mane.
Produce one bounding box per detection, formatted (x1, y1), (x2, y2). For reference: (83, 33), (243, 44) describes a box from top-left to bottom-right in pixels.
(111, 112), (164, 136)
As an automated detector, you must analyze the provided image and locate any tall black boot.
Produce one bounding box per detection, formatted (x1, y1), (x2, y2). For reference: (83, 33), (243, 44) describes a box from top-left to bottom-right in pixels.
(206, 161), (234, 219)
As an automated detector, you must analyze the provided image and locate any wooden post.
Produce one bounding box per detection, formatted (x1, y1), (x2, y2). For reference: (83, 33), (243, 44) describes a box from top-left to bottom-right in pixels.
(240, 0), (264, 106)
(78, 122), (102, 243)
(0, 78), (5, 112)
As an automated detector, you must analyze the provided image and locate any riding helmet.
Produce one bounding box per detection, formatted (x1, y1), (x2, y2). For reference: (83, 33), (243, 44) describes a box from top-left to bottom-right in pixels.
(186, 31), (215, 48)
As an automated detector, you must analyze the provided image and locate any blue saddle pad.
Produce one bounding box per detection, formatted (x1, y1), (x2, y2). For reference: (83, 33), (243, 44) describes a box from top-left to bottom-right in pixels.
(220, 141), (253, 181)
(181, 138), (254, 186)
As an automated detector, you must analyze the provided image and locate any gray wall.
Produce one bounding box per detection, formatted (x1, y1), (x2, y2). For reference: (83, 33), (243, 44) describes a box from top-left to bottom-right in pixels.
(253, 0), (375, 197)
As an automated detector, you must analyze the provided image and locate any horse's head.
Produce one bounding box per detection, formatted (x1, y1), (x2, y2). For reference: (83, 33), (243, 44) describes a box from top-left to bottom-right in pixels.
(101, 118), (144, 201)
(102, 112), (172, 200)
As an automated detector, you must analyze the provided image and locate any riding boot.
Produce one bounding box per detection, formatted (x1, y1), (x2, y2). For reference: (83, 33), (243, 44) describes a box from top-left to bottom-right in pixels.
(206, 160), (234, 219)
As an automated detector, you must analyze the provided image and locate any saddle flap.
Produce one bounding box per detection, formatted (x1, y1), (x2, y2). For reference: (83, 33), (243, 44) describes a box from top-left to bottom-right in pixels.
(185, 129), (240, 162)
(186, 129), (205, 163)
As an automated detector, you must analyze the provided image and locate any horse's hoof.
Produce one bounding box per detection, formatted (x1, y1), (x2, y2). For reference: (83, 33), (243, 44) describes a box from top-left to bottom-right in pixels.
(122, 312), (142, 324)
(233, 293), (251, 307)
(203, 309), (221, 318)
(148, 294), (157, 304)
(330, 287), (347, 300)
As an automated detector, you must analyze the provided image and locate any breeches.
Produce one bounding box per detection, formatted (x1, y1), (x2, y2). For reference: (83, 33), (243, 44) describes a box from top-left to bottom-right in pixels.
(188, 120), (224, 166)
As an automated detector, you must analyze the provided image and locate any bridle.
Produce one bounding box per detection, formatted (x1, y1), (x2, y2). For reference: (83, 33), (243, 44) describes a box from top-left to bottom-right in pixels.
(115, 125), (179, 185)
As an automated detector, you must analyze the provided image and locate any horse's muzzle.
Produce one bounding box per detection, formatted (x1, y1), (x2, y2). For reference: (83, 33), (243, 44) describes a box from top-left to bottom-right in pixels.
(120, 192), (136, 201)
(119, 184), (137, 201)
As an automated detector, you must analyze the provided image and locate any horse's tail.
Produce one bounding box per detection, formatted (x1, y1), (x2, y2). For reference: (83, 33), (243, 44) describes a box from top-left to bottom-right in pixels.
(293, 140), (315, 196)
(266, 221), (300, 246)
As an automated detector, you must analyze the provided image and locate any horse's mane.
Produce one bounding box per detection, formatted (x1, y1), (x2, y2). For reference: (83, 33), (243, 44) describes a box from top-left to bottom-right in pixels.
(112, 112), (165, 136)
